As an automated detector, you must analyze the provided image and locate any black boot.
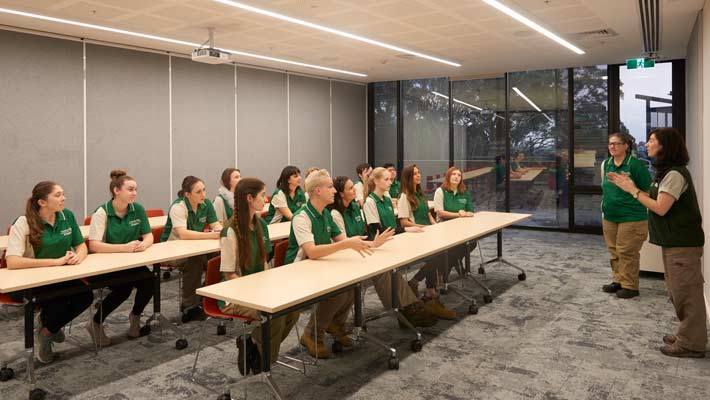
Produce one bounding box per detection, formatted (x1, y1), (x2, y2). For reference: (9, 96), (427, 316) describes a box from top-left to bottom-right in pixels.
(248, 339), (262, 375)
(236, 335), (251, 376)
(601, 282), (621, 293)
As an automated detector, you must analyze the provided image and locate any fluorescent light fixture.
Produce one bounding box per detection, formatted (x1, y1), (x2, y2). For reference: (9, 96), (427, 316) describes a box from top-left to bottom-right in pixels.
(542, 113), (554, 123)
(602, 76), (608, 80)
(431, 91), (483, 111)
(482, 0), (585, 55)
(214, 0), (461, 67)
(0, 7), (366, 77)
(512, 87), (542, 112)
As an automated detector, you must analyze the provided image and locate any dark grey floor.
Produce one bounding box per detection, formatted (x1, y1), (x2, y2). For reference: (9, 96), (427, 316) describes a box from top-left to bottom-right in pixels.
(1, 230), (708, 400)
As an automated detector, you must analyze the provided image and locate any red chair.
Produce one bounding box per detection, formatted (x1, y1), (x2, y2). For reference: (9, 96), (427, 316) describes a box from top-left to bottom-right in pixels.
(273, 240), (288, 268)
(83, 216), (92, 226)
(145, 209), (164, 217)
(152, 227), (176, 280)
(0, 226), (26, 381)
(190, 256), (255, 379)
(260, 210), (269, 220)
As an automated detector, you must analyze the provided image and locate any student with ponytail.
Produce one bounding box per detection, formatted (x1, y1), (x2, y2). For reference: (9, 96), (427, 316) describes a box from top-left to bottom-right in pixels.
(214, 168), (241, 225)
(161, 175), (222, 322)
(6, 181), (94, 364)
(86, 170), (154, 345)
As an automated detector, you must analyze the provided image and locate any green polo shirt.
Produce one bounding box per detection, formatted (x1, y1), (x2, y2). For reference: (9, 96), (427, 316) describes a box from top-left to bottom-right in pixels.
(218, 194), (233, 220)
(442, 189), (474, 213)
(511, 161), (523, 171)
(367, 192), (396, 239)
(411, 193), (431, 225)
(389, 180), (401, 199)
(601, 154), (652, 223)
(160, 197), (218, 242)
(265, 188), (307, 224)
(34, 209), (84, 259)
(93, 201), (151, 244)
(341, 201), (366, 237)
(284, 201), (341, 264)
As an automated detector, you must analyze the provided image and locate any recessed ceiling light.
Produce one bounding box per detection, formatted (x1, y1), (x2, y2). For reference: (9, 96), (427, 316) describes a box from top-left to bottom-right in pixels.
(431, 91), (483, 111)
(0, 7), (367, 77)
(482, 0), (585, 55)
(213, 0), (461, 67)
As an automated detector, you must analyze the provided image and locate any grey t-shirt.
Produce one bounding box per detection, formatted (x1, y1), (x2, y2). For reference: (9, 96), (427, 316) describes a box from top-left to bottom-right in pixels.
(658, 170), (688, 200)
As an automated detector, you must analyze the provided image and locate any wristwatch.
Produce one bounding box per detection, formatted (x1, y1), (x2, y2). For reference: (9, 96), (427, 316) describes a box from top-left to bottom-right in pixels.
(632, 190), (640, 199)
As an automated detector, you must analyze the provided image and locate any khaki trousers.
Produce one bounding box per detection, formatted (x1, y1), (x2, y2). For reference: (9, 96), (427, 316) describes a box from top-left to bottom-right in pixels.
(371, 271), (419, 309)
(602, 220), (648, 290)
(220, 303), (300, 365)
(174, 255), (207, 309)
(662, 246), (708, 352)
(305, 291), (354, 337)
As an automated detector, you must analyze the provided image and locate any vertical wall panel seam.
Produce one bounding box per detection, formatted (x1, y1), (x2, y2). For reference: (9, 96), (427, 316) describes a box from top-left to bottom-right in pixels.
(330, 80), (333, 173)
(287, 73), (291, 164)
(234, 64), (238, 166)
(82, 41), (87, 218)
(168, 55), (173, 203)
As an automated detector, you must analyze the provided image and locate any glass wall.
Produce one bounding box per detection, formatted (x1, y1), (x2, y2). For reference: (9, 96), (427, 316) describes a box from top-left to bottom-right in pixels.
(373, 81), (397, 169)
(402, 77), (449, 198)
(451, 77), (506, 212)
(508, 69), (569, 228)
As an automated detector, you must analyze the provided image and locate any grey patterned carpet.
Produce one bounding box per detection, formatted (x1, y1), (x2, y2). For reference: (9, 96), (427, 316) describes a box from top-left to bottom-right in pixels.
(1, 230), (708, 400)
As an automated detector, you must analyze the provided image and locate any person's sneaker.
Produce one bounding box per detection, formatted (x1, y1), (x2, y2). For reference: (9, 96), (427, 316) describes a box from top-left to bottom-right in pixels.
(422, 296), (457, 320)
(400, 301), (437, 327)
(407, 279), (419, 296)
(248, 339), (262, 374)
(616, 289), (640, 299)
(34, 327), (55, 364)
(36, 313), (65, 343)
(86, 320), (112, 347)
(127, 312), (142, 339)
(660, 343), (705, 358)
(300, 331), (331, 359)
(181, 305), (207, 323)
(326, 323), (353, 347)
(662, 335), (677, 345)
(236, 335), (251, 376)
(602, 282), (622, 293)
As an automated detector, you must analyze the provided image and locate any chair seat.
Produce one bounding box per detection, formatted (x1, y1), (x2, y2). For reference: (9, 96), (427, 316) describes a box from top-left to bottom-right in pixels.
(0, 292), (23, 306)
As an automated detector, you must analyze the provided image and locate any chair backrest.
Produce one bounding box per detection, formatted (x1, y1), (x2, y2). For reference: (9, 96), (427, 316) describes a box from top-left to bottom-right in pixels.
(260, 211), (268, 219)
(84, 216), (92, 225)
(203, 256), (222, 315)
(273, 240), (289, 268)
(146, 209), (164, 217)
(152, 226), (164, 243)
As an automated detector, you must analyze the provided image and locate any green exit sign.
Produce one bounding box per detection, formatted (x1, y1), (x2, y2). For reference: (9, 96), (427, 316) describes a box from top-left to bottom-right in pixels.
(626, 58), (655, 69)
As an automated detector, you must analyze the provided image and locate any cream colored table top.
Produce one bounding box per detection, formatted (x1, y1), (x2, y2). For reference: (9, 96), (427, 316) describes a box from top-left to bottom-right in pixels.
(430, 167), (493, 184)
(268, 221), (290, 241)
(511, 168), (543, 182)
(198, 211), (531, 314)
(0, 216), (168, 251)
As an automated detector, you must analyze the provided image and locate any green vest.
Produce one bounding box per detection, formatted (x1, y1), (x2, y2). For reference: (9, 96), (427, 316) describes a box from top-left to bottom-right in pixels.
(161, 197), (218, 242)
(367, 192), (396, 239)
(32, 209), (85, 259)
(648, 166), (704, 247)
(265, 188), (307, 223)
(340, 201), (366, 237)
(389, 180), (401, 199)
(601, 154), (652, 223)
(96, 201), (151, 245)
(442, 189), (474, 213)
(218, 194), (233, 220)
(284, 201), (341, 264)
(410, 193), (431, 226)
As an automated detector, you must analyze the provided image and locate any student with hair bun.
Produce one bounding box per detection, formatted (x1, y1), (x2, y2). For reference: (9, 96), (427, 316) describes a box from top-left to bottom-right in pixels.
(214, 168), (241, 225)
(86, 170), (155, 345)
(161, 175), (222, 322)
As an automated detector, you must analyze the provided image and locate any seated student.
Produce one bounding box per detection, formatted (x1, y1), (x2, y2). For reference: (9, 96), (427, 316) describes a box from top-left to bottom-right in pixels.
(495, 155), (522, 183)
(160, 176), (222, 322)
(87, 170), (154, 346)
(214, 168), (241, 225)
(305, 166), (319, 179)
(329, 176), (437, 327)
(219, 177), (299, 375)
(511, 152), (530, 174)
(383, 163), (400, 205)
(284, 170), (373, 359)
(265, 165), (307, 224)
(6, 181), (94, 364)
(353, 162), (372, 207)
(397, 165), (456, 320)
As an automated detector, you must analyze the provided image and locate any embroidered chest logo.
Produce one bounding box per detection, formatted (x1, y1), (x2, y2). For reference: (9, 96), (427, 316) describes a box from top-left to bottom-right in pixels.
(129, 219), (141, 227)
(199, 216), (207, 223)
(60, 228), (72, 236)
(458, 198), (467, 204)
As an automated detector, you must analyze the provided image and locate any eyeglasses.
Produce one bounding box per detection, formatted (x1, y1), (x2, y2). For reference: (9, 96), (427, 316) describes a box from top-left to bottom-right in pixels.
(608, 142), (626, 147)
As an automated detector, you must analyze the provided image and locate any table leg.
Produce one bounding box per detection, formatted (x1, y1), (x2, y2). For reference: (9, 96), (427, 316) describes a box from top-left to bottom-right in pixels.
(144, 264), (188, 350)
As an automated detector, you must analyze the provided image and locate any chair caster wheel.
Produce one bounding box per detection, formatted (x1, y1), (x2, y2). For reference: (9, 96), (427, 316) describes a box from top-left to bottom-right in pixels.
(332, 341), (343, 353)
(217, 392), (231, 400)
(30, 388), (47, 400)
(411, 340), (422, 352)
(175, 338), (188, 350)
(518, 273), (526, 281)
(139, 325), (151, 337)
(478, 267), (485, 275)
(388, 356), (399, 370)
(468, 304), (478, 315)
(0, 367), (13, 381)
(162, 271), (171, 280)
(217, 325), (227, 336)
(483, 295), (493, 304)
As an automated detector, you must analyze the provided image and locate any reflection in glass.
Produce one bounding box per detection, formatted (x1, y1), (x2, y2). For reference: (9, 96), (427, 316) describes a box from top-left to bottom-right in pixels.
(373, 82), (398, 171)
(573, 65), (608, 189)
(575, 194), (603, 227)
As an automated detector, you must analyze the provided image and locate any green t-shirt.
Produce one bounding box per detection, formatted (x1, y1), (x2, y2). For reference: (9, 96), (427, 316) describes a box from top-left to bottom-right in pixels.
(161, 197), (218, 242)
(601, 154), (652, 223)
(442, 189), (474, 213)
(95, 201), (151, 244)
(284, 201), (341, 264)
(340, 201), (366, 237)
(265, 188), (307, 224)
(33, 209), (84, 259)
(366, 192), (397, 239)
(411, 193), (431, 226)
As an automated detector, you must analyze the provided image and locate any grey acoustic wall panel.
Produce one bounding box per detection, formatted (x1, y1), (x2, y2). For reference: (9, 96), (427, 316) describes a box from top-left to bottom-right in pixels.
(331, 82), (366, 180)
(0, 30), (83, 225)
(86, 44), (170, 213)
(288, 75), (331, 175)
(171, 57), (235, 200)
(236, 67), (288, 189)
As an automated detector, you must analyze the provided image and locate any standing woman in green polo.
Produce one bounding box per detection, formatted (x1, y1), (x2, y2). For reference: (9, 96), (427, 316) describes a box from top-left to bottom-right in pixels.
(600, 133), (652, 299)
(214, 167), (241, 225)
(160, 176), (222, 322)
(607, 128), (706, 358)
(87, 170), (154, 345)
(5, 181), (94, 364)
(265, 165), (307, 224)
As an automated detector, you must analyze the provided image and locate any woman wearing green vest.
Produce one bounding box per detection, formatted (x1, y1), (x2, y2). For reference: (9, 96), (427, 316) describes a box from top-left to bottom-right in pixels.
(219, 177), (298, 375)
(6, 181), (94, 364)
(214, 167), (241, 225)
(329, 176), (435, 327)
(161, 176), (222, 323)
(265, 165), (307, 224)
(607, 128), (706, 358)
(397, 165), (456, 320)
(600, 133), (652, 299)
(87, 170), (154, 345)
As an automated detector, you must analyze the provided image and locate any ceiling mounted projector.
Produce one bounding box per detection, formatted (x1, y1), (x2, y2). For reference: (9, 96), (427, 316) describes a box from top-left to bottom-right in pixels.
(192, 27), (231, 64)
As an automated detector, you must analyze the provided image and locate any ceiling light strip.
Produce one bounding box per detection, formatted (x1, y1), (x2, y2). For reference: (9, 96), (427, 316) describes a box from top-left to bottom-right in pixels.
(512, 87), (542, 112)
(431, 91), (482, 111)
(0, 7), (366, 77)
(482, 0), (585, 55)
(213, 0), (461, 67)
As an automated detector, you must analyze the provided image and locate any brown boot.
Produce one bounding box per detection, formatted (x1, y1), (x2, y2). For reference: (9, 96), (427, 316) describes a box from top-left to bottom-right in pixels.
(662, 335), (677, 345)
(127, 313), (141, 339)
(660, 343), (705, 358)
(423, 296), (457, 320)
(86, 320), (111, 347)
(400, 301), (437, 327)
(326, 323), (353, 347)
(300, 331), (330, 359)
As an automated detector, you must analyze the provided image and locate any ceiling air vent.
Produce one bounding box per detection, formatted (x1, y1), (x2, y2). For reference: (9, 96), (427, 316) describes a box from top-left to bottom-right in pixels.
(573, 28), (619, 39)
(638, 0), (661, 56)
